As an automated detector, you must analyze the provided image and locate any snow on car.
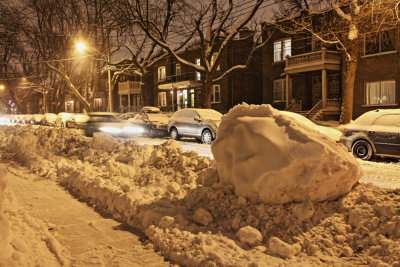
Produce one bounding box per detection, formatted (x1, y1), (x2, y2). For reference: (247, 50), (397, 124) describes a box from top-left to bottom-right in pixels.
(340, 109), (400, 160)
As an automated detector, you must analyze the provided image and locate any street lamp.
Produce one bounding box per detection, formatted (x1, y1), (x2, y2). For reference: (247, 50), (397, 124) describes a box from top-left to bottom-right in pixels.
(75, 41), (113, 112)
(0, 84), (5, 91)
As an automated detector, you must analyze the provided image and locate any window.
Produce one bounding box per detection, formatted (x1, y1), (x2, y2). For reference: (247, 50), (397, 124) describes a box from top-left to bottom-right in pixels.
(312, 37), (323, 52)
(365, 80), (396, 105)
(158, 92), (167, 107)
(365, 30), (396, 55)
(195, 58), (201, 81)
(176, 64), (181, 76)
(274, 39), (291, 62)
(93, 98), (102, 111)
(211, 53), (220, 70)
(212, 84), (221, 103)
(273, 78), (292, 102)
(158, 66), (166, 81)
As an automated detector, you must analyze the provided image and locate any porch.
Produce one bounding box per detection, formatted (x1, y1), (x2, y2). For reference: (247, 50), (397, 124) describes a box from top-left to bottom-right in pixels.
(283, 48), (342, 120)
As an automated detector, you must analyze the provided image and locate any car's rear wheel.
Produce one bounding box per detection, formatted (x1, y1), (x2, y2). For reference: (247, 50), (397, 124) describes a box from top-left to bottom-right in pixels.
(201, 129), (213, 144)
(170, 127), (179, 140)
(352, 140), (373, 160)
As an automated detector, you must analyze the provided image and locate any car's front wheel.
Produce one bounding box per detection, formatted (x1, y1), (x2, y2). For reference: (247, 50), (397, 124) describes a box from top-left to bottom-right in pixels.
(201, 129), (213, 144)
(352, 140), (373, 160)
(170, 127), (179, 140)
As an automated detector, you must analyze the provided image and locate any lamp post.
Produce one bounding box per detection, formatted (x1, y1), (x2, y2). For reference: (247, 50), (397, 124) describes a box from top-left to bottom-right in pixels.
(75, 41), (113, 112)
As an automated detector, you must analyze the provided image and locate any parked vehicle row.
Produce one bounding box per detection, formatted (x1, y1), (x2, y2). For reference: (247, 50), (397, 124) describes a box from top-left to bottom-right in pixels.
(7, 107), (396, 153)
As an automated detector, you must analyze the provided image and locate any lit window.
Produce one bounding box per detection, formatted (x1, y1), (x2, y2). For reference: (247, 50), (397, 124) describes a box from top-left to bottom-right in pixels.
(158, 92), (167, 107)
(176, 64), (181, 76)
(158, 66), (166, 81)
(365, 80), (396, 105)
(212, 84), (221, 103)
(274, 39), (291, 62)
(273, 79), (292, 102)
(195, 58), (201, 81)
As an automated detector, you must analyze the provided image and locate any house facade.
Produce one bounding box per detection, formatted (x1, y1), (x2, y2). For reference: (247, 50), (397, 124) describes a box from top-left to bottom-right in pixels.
(262, 25), (399, 120)
(147, 32), (263, 114)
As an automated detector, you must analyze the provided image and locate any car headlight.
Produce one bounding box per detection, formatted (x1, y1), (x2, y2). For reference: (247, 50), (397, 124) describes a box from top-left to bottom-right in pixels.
(99, 126), (122, 134)
(122, 126), (144, 134)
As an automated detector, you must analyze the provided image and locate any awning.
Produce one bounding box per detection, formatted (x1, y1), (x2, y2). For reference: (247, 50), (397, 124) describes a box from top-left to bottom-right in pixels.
(158, 80), (202, 90)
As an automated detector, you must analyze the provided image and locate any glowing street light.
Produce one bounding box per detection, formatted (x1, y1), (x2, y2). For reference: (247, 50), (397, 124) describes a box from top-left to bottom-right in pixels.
(74, 40), (113, 112)
(0, 84), (5, 91)
(75, 41), (87, 53)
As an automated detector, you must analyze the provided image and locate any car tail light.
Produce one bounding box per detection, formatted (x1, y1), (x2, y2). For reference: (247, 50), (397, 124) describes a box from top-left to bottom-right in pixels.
(341, 128), (347, 136)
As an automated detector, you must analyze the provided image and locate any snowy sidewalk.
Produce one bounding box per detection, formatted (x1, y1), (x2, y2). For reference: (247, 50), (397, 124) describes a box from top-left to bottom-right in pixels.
(6, 164), (169, 267)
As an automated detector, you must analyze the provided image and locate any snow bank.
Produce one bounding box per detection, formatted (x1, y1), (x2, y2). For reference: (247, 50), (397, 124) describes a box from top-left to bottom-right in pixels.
(0, 166), (12, 261)
(1, 124), (400, 266)
(211, 104), (362, 204)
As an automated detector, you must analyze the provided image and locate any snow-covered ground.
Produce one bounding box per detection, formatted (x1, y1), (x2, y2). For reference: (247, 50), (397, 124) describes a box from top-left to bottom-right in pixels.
(0, 104), (399, 267)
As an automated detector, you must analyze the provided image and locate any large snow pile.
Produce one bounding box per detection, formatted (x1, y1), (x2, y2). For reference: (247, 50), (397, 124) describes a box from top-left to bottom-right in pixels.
(1, 124), (400, 266)
(0, 166), (12, 262)
(211, 104), (362, 204)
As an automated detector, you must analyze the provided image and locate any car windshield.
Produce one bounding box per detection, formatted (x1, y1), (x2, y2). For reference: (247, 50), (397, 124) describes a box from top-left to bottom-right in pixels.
(146, 114), (169, 124)
(89, 115), (119, 122)
(196, 109), (223, 121)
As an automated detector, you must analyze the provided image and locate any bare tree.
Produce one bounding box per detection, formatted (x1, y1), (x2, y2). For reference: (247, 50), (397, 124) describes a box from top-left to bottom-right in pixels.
(125, 0), (269, 108)
(15, 0), (128, 112)
(273, 0), (397, 123)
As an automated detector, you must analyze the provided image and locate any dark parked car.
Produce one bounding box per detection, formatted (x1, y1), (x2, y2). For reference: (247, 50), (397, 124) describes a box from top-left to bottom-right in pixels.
(340, 109), (400, 160)
(167, 108), (223, 144)
(129, 112), (170, 137)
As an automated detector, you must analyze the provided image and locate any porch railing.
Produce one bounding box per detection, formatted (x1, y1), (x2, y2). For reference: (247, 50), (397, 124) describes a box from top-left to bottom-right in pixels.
(285, 99), (302, 111)
(286, 48), (341, 68)
(306, 100), (322, 118)
(326, 98), (341, 109)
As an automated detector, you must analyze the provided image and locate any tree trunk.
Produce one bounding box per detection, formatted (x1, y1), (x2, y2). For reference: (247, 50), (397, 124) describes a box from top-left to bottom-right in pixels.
(340, 41), (359, 124)
(201, 73), (212, 108)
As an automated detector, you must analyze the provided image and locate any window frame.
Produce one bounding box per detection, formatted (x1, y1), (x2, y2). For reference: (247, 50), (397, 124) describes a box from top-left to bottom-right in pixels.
(273, 38), (291, 62)
(364, 29), (397, 56)
(158, 66), (166, 81)
(158, 92), (167, 107)
(211, 84), (221, 103)
(175, 63), (181, 76)
(364, 80), (396, 106)
(195, 58), (201, 81)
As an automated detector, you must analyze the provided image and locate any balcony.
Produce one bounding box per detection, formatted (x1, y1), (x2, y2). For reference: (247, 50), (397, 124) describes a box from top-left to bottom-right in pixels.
(158, 72), (202, 90)
(285, 48), (341, 74)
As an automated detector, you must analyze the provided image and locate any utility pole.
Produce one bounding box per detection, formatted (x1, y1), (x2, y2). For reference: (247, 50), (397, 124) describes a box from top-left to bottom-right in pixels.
(107, 52), (112, 112)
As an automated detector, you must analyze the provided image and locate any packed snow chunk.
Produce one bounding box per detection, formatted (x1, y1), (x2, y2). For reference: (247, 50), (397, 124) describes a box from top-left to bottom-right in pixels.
(211, 104), (362, 204)
(236, 226), (263, 246)
(193, 207), (213, 226)
(159, 216), (175, 229)
(91, 132), (118, 152)
(268, 237), (296, 259)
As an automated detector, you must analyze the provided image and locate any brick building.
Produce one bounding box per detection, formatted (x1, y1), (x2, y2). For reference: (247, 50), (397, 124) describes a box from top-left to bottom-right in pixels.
(145, 32), (263, 114)
(262, 24), (399, 120)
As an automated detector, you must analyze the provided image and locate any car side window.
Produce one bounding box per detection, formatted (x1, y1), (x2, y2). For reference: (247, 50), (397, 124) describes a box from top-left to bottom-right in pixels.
(372, 115), (399, 127)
